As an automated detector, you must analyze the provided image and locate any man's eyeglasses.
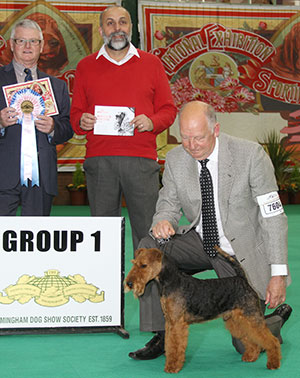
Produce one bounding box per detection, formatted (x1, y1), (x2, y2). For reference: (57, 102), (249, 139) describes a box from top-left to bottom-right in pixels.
(13, 38), (42, 46)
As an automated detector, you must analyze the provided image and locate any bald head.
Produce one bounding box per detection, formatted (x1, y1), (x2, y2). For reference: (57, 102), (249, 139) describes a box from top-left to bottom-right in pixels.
(180, 101), (220, 161)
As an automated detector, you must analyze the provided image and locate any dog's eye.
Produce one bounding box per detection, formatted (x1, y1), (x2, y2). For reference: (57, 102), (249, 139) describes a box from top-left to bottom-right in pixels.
(140, 264), (147, 268)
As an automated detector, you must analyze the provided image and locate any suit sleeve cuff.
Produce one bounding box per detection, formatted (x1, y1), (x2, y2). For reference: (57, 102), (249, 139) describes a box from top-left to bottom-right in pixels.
(271, 264), (288, 276)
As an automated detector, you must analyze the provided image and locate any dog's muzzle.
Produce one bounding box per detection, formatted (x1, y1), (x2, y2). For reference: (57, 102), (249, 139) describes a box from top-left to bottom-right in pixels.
(126, 281), (133, 289)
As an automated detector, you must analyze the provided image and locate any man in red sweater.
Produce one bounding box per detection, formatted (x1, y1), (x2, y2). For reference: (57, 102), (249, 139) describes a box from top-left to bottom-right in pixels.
(70, 6), (176, 251)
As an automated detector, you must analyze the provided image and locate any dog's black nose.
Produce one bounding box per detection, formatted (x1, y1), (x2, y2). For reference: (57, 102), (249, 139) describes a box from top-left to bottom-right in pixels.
(127, 281), (133, 289)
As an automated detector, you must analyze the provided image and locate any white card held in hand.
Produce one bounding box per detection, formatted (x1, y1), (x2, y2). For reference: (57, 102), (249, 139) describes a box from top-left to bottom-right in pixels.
(94, 106), (135, 136)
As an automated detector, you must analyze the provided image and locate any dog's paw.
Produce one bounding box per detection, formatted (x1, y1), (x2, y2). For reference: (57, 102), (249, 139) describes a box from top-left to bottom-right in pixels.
(267, 358), (281, 370)
(242, 350), (259, 363)
(164, 362), (183, 373)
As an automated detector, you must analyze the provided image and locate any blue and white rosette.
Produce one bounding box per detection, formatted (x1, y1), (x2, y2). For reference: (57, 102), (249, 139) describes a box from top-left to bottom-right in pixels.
(10, 88), (45, 187)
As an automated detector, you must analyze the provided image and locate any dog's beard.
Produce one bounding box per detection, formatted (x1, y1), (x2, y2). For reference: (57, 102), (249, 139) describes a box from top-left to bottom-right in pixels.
(124, 280), (145, 298)
(103, 31), (131, 51)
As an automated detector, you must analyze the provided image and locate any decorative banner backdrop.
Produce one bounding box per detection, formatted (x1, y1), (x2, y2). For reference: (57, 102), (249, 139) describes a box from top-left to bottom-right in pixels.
(138, 1), (300, 157)
(0, 0), (121, 169)
(0, 216), (128, 337)
(0, 0), (121, 91)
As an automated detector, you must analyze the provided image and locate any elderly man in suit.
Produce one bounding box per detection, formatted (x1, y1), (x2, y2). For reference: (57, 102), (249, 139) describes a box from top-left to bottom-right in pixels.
(0, 19), (73, 215)
(129, 100), (292, 361)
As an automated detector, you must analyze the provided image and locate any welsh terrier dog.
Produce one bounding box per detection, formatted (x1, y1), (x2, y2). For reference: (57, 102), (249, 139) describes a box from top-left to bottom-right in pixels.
(124, 247), (281, 373)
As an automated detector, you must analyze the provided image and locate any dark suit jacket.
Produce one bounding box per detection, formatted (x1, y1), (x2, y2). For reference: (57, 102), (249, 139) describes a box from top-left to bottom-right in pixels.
(0, 62), (73, 196)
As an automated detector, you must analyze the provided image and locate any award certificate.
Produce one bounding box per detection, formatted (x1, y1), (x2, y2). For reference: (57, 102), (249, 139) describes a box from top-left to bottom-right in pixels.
(3, 77), (59, 118)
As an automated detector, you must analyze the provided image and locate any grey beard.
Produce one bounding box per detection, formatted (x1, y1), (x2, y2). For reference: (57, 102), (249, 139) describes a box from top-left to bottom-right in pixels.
(103, 31), (131, 51)
(108, 39), (129, 51)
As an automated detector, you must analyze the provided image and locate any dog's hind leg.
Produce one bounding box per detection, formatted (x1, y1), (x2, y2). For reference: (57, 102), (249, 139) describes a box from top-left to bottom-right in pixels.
(245, 321), (281, 370)
(224, 311), (261, 363)
(225, 310), (281, 369)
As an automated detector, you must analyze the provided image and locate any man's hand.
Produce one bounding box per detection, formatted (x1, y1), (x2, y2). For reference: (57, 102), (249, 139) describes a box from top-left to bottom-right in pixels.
(265, 276), (286, 309)
(131, 114), (153, 132)
(35, 115), (54, 134)
(152, 220), (175, 239)
(79, 113), (97, 131)
(0, 107), (18, 127)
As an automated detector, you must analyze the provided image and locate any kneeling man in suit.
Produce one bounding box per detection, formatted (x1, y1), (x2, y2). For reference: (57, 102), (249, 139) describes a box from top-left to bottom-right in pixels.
(129, 100), (292, 360)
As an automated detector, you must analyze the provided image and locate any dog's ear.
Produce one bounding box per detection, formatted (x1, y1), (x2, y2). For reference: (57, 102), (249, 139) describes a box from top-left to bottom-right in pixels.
(149, 248), (163, 261)
(134, 248), (144, 258)
(153, 248), (163, 257)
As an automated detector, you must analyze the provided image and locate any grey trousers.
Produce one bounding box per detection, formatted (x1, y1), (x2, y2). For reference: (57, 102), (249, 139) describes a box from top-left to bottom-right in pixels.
(84, 156), (160, 251)
(138, 230), (283, 354)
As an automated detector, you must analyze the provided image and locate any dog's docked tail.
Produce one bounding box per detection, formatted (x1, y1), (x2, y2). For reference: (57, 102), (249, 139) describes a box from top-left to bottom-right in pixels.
(214, 246), (247, 280)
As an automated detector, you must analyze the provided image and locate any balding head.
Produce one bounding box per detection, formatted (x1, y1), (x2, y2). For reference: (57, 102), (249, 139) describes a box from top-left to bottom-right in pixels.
(179, 101), (219, 160)
(100, 5), (131, 27)
(180, 101), (217, 133)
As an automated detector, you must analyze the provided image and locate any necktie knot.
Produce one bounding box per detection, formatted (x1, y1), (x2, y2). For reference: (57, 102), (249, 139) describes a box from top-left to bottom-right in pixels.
(199, 159), (209, 168)
(24, 68), (33, 81)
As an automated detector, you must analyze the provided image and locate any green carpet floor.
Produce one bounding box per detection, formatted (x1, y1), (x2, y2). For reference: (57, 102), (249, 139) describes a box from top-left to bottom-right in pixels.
(1, 205), (299, 378)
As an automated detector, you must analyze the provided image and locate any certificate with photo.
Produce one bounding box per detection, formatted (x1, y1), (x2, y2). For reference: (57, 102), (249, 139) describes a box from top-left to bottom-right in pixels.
(2, 77), (59, 118)
(94, 106), (135, 136)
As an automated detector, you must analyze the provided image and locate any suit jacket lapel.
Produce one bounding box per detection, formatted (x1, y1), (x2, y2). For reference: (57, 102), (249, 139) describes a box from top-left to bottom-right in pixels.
(3, 62), (17, 86)
(218, 133), (234, 226)
(37, 69), (47, 79)
(184, 150), (200, 199)
(182, 150), (202, 228)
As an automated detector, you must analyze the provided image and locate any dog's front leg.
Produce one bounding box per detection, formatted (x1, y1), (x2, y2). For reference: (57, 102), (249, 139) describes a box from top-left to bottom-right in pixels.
(164, 317), (189, 373)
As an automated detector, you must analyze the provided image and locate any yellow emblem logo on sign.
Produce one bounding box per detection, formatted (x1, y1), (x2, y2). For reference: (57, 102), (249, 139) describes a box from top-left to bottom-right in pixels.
(0, 270), (105, 307)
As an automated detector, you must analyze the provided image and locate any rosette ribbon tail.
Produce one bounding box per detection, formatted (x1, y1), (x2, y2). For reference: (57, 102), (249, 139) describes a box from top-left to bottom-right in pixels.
(20, 113), (39, 187)
(10, 87), (45, 187)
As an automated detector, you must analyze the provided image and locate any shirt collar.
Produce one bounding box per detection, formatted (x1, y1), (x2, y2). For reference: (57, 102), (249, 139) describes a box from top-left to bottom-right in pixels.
(208, 137), (219, 163)
(96, 42), (140, 66)
(12, 60), (37, 80)
(198, 137), (219, 174)
(197, 137), (219, 168)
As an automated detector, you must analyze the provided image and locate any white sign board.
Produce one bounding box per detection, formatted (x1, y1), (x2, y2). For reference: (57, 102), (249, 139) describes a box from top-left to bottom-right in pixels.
(0, 217), (126, 336)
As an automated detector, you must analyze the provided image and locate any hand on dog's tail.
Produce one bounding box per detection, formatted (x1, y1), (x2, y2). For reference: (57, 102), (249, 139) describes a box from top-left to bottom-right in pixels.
(214, 246), (247, 280)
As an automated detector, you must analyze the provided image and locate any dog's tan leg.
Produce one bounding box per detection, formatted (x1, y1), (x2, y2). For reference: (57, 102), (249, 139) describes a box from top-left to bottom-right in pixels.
(164, 317), (189, 373)
(225, 313), (261, 362)
(246, 321), (281, 370)
(225, 310), (281, 369)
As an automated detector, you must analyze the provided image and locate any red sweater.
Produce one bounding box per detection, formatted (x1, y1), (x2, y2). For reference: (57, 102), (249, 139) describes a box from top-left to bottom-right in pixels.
(70, 49), (177, 160)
